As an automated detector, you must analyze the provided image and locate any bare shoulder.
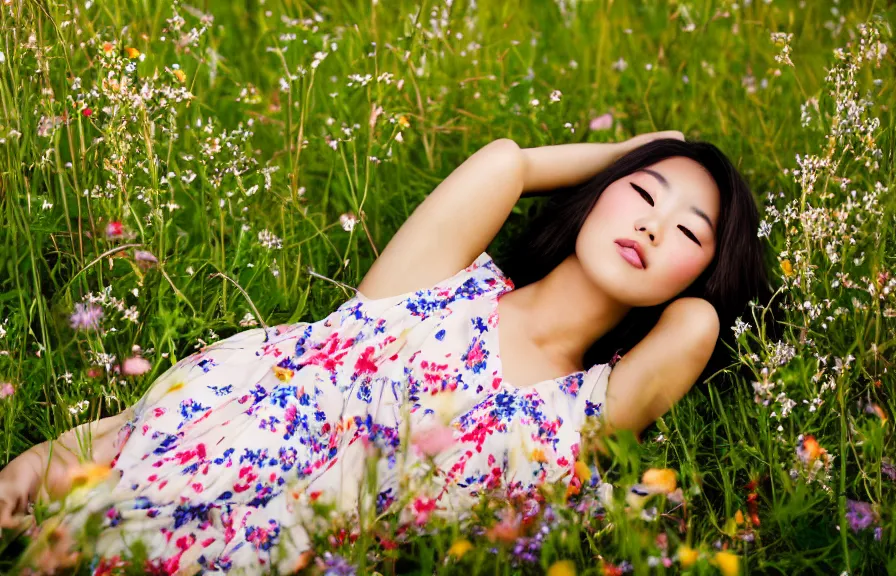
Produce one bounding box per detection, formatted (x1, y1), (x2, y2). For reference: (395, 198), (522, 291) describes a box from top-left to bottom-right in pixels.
(356, 138), (524, 300)
(661, 297), (720, 342)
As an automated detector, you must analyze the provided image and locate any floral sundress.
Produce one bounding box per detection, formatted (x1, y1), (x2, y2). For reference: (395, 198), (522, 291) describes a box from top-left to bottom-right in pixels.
(54, 251), (612, 575)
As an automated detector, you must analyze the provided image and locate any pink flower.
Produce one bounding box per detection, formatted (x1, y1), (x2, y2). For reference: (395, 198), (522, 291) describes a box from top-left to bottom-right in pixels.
(105, 221), (124, 238)
(589, 112), (613, 131)
(411, 496), (438, 526)
(70, 302), (104, 331)
(120, 356), (152, 376)
(134, 250), (159, 269)
(411, 423), (456, 458)
(0, 382), (14, 399)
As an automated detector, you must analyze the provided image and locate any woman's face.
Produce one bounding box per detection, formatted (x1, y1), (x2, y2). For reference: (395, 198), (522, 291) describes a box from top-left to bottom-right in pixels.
(576, 155), (720, 307)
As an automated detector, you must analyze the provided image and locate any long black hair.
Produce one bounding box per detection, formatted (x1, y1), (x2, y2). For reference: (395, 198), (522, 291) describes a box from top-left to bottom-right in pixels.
(494, 138), (773, 386)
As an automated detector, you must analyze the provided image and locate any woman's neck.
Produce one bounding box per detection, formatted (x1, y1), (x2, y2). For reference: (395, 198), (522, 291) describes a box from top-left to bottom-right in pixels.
(501, 253), (631, 369)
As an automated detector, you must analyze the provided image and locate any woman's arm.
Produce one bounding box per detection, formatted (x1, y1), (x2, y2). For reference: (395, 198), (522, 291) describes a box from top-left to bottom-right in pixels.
(519, 130), (685, 194)
(0, 408), (135, 528)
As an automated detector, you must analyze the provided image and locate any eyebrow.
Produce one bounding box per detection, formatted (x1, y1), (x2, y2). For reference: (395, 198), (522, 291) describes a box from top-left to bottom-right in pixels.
(640, 168), (715, 234)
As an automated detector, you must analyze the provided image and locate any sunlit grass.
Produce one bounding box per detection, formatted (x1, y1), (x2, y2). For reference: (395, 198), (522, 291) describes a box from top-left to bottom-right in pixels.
(0, 0), (894, 574)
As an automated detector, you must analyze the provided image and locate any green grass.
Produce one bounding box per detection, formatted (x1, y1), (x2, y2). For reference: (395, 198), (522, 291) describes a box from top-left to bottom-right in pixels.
(1, 0), (894, 574)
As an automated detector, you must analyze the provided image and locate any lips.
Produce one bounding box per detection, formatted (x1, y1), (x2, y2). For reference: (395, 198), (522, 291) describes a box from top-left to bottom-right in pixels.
(614, 238), (647, 269)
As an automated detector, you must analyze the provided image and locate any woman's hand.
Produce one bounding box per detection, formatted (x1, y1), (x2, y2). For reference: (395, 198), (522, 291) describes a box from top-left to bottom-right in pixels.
(621, 130), (686, 152)
(0, 446), (43, 531)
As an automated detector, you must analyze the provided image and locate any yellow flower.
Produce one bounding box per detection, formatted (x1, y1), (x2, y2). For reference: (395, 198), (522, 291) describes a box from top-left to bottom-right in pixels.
(574, 460), (592, 483)
(447, 539), (473, 559)
(642, 468), (677, 494)
(780, 259), (793, 277)
(677, 545), (699, 568)
(125, 47), (141, 59)
(70, 462), (112, 490)
(546, 560), (576, 576)
(530, 448), (547, 463)
(272, 366), (295, 382)
(397, 114), (410, 128)
(173, 69), (187, 83)
(712, 551), (740, 576)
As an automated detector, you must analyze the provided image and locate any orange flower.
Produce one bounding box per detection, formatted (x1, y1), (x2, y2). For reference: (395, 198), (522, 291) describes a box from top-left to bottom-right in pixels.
(712, 551), (740, 576)
(447, 539), (473, 559)
(642, 468), (677, 494)
(173, 69), (186, 83)
(102, 42), (114, 54)
(677, 545), (699, 568)
(397, 114), (410, 128)
(70, 462), (112, 490)
(780, 259), (793, 277)
(529, 448), (547, 462)
(798, 435), (826, 463)
(734, 509), (745, 525)
(546, 560), (576, 576)
(574, 460), (592, 483)
(124, 46), (141, 59)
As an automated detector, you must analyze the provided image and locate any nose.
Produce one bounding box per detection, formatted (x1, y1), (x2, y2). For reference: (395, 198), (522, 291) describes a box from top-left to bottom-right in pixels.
(635, 220), (660, 244)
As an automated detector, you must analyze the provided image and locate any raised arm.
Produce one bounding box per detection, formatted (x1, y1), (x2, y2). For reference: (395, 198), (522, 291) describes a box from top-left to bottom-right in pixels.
(356, 137), (644, 302)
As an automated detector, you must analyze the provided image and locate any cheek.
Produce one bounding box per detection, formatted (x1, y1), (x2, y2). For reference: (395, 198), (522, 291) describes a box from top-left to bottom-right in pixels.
(662, 249), (711, 288)
(591, 186), (636, 222)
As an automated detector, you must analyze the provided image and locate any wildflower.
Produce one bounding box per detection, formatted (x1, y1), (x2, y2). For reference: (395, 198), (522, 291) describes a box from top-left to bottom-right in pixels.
(70, 462), (112, 490)
(574, 460), (592, 483)
(134, 250), (159, 269)
(173, 69), (186, 83)
(711, 551), (740, 576)
(549, 89), (562, 103)
(257, 229), (283, 250)
(589, 112), (613, 131)
(82, 107), (93, 117)
(447, 538), (473, 559)
(796, 435), (826, 465)
(411, 423), (455, 457)
(397, 114), (410, 128)
(70, 302), (104, 331)
(124, 46), (140, 59)
(642, 468), (677, 494)
(340, 212), (358, 232)
(120, 356), (151, 376)
(547, 560), (576, 576)
(102, 41), (114, 54)
(412, 496), (438, 526)
(486, 508), (521, 543)
(0, 382), (14, 399)
(846, 499), (877, 533)
(105, 221), (124, 238)
(780, 259), (793, 277)
(677, 545), (699, 568)
(315, 551), (356, 576)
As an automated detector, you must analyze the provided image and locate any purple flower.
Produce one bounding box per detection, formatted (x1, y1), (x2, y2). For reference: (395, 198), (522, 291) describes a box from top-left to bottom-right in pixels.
(70, 302), (104, 331)
(316, 552), (356, 576)
(134, 250), (159, 269)
(846, 499), (875, 533)
(881, 461), (896, 481)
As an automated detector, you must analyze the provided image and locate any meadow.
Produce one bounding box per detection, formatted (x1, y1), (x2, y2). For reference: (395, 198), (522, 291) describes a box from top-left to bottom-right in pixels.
(0, 0), (894, 574)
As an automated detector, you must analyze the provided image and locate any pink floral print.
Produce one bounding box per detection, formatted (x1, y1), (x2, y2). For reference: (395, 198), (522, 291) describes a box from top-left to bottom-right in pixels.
(54, 252), (611, 575)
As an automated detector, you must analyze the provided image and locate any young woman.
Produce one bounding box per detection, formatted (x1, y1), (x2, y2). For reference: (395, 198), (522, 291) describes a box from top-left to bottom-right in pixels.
(0, 133), (769, 574)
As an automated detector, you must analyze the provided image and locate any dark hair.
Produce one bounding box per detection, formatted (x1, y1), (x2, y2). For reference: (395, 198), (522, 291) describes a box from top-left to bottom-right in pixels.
(494, 138), (773, 386)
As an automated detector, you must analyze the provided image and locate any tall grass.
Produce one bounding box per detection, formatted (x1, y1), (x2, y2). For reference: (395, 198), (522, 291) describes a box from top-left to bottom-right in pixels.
(0, 0), (893, 574)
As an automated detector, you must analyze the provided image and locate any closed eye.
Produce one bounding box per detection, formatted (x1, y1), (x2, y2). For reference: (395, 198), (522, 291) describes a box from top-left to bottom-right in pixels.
(631, 183), (654, 206)
(678, 225), (702, 246)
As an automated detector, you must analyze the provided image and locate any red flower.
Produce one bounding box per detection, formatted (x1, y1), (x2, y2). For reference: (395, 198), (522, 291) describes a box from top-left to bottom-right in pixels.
(82, 108), (93, 117)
